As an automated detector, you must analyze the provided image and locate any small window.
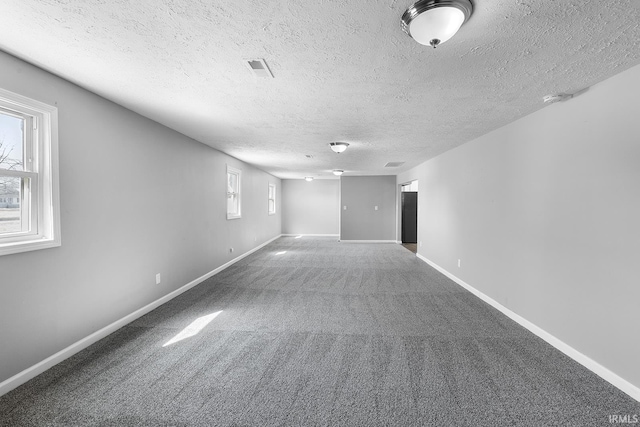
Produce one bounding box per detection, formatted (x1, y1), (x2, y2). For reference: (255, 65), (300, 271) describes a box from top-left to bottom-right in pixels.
(268, 183), (276, 215)
(0, 88), (60, 256)
(226, 166), (241, 219)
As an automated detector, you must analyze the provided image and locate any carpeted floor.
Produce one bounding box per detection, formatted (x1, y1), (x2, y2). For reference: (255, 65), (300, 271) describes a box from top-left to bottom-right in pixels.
(1, 236), (638, 426)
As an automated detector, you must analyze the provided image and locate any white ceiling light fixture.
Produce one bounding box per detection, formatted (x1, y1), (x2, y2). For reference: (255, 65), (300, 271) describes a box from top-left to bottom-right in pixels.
(333, 170), (344, 176)
(401, 0), (473, 48)
(329, 142), (350, 154)
(304, 176), (314, 182)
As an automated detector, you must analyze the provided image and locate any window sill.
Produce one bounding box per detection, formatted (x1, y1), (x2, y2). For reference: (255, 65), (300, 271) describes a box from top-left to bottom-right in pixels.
(0, 237), (61, 256)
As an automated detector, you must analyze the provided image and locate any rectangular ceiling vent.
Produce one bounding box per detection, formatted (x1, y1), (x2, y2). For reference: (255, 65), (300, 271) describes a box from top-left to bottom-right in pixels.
(384, 161), (405, 168)
(245, 58), (274, 78)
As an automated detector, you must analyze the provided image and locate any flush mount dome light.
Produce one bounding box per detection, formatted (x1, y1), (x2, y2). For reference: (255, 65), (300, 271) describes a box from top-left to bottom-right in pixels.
(401, 0), (473, 48)
(333, 170), (344, 176)
(329, 142), (349, 153)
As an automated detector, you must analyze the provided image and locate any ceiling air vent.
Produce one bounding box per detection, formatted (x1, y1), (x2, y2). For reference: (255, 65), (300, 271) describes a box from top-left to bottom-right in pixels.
(384, 162), (405, 168)
(245, 58), (274, 78)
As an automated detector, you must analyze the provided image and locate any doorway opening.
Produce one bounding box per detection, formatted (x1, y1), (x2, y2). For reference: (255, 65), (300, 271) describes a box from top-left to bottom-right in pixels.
(400, 180), (418, 253)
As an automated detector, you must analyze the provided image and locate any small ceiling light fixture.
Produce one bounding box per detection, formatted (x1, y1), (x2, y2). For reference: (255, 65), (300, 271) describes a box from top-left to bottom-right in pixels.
(329, 142), (350, 154)
(401, 0), (473, 48)
(304, 176), (314, 182)
(333, 170), (344, 176)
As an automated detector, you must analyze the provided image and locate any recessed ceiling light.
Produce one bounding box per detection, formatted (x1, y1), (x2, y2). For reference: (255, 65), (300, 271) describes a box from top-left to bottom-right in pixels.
(329, 142), (349, 153)
(333, 170), (344, 176)
(304, 176), (314, 182)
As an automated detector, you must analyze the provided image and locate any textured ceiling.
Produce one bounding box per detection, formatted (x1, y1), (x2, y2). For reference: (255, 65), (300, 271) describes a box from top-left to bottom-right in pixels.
(1, 0), (639, 179)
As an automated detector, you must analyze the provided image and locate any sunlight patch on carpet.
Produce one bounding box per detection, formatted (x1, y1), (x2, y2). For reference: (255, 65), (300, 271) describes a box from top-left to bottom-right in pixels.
(163, 311), (222, 347)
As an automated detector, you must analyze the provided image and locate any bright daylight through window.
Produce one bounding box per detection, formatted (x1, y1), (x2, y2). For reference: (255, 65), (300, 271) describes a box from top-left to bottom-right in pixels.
(226, 166), (241, 219)
(0, 88), (60, 256)
(268, 183), (276, 215)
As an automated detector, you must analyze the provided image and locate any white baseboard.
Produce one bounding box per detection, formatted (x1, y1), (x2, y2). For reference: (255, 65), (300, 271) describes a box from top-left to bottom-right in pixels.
(416, 253), (640, 403)
(339, 240), (397, 243)
(281, 234), (339, 237)
(0, 234), (282, 398)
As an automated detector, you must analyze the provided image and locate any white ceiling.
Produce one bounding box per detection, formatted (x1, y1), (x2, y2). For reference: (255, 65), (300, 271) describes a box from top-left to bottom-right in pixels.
(1, 1), (639, 179)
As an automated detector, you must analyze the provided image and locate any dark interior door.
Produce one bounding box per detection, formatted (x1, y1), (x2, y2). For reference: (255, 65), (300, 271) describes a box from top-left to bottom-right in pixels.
(401, 192), (417, 243)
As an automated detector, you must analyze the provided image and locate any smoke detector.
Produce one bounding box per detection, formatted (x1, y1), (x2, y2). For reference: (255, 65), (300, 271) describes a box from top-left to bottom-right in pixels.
(543, 93), (573, 104)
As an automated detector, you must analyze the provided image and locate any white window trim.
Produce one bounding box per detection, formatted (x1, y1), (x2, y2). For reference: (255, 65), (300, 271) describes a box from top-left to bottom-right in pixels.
(268, 183), (276, 215)
(226, 165), (241, 220)
(0, 88), (60, 256)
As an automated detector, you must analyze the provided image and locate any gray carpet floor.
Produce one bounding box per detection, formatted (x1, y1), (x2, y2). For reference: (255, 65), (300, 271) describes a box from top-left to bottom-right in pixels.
(1, 236), (638, 426)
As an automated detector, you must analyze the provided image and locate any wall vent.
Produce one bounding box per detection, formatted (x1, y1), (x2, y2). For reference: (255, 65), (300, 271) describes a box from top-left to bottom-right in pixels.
(244, 58), (274, 78)
(384, 161), (405, 167)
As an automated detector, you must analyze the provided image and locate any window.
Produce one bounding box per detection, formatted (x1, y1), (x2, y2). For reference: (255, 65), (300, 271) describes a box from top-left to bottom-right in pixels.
(0, 88), (60, 256)
(268, 183), (276, 215)
(226, 166), (241, 219)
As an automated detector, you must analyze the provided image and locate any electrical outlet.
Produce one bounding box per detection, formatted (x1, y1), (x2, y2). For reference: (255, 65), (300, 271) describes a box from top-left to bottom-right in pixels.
(156, 273), (161, 285)
(374, 206), (378, 211)
(419, 241), (422, 247)
(343, 206), (347, 210)
(458, 259), (461, 268)
(229, 248), (234, 253)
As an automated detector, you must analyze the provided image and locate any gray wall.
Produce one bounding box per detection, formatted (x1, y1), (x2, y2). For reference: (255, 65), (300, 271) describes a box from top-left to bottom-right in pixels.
(0, 50), (281, 384)
(340, 176), (396, 241)
(397, 63), (640, 389)
(281, 179), (339, 235)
